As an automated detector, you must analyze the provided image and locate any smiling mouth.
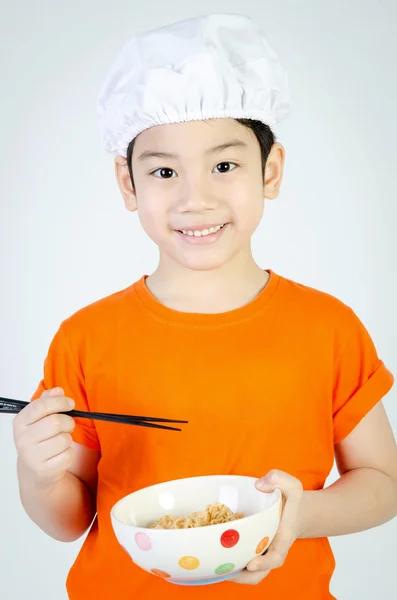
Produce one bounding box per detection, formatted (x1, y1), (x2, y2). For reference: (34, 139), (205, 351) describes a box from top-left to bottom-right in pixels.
(177, 223), (227, 238)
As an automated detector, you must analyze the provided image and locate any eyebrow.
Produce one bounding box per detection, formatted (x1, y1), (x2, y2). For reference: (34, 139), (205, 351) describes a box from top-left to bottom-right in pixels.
(137, 140), (248, 162)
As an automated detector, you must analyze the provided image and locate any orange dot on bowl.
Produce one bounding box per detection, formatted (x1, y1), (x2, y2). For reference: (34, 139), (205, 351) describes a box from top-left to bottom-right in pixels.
(151, 568), (171, 578)
(178, 556), (200, 570)
(256, 536), (270, 554)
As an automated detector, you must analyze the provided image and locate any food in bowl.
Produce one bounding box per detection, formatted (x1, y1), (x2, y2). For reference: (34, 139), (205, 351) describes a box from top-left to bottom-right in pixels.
(111, 475), (282, 586)
(149, 502), (244, 529)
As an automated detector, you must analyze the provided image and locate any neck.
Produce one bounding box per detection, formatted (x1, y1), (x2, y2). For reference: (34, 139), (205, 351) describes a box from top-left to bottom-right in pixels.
(145, 251), (269, 313)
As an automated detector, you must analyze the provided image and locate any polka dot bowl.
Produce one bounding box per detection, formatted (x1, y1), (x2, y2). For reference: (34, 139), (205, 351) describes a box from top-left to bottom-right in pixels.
(111, 475), (282, 586)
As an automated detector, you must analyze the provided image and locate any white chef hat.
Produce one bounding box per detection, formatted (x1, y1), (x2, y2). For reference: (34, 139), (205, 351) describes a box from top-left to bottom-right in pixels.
(97, 13), (291, 157)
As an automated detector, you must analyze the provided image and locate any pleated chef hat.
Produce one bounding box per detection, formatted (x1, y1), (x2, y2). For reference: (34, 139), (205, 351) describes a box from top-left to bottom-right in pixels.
(97, 13), (291, 157)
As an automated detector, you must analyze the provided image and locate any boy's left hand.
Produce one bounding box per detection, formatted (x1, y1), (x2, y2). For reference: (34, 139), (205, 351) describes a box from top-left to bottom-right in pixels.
(232, 470), (304, 585)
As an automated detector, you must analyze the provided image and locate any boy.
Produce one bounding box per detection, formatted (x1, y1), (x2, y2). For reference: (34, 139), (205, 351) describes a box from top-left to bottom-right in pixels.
(13, 13), (396, 600)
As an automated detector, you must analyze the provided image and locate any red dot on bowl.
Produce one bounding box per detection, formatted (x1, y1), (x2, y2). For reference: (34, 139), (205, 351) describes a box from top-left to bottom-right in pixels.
(151, 568), (171, 578)
(135, 532), (152, 551)
(256, 536), (269, 554)
(220, 529), (240, 548)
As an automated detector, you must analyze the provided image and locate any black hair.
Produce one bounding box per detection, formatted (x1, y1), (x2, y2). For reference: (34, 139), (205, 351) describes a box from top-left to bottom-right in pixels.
(126, 119), (275, 188)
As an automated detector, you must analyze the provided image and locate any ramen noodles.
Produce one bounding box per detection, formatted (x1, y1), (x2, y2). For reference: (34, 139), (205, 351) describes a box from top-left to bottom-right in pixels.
(149, 502), (244, 529)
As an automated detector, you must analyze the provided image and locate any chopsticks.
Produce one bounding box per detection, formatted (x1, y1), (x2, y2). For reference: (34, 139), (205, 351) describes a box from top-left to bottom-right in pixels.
(0, 397), (188, 432)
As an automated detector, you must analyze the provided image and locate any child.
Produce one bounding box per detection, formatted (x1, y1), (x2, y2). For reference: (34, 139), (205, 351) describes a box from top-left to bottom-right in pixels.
(13, 13), (396, 600)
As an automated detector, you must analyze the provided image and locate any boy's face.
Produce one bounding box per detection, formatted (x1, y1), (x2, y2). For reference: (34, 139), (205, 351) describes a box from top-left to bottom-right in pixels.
(115, 118), (284, 272)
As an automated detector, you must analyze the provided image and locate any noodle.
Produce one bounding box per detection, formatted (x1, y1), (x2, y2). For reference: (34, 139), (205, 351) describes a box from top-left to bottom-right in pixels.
(149, 502), (244, 529)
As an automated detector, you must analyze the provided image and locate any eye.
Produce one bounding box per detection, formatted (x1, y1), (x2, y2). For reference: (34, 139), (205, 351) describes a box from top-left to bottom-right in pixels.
(151, 168), (177, 179)
(150, 163), (238, 177)
(214, 162), (238, 174)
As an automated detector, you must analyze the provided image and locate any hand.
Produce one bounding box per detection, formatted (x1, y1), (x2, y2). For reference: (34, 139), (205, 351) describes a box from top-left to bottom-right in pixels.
(232, 470), (304, 585)
(13, 388), (76, 489)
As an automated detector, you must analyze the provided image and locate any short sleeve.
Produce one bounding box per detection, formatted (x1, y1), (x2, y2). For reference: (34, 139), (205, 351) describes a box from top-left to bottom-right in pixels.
(332, 309), (394, 444)
(31, 320), (101, 451)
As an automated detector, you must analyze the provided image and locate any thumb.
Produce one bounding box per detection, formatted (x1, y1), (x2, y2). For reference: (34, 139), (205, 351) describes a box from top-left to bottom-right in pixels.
(255, 475), (276, 493)
(46, 387), (65, 397)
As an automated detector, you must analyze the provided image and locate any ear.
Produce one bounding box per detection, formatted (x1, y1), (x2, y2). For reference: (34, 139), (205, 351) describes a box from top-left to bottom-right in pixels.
(114, 155), (137, 212)
(264, 142), (285, 200)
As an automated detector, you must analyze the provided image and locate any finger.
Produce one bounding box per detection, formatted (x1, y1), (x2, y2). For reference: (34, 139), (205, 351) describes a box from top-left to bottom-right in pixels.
(255, 470), (302, 536)
(273, 484), (302, 540)
(29, 413), (75, 443)
(255, 470), (302, 498)
(22, 389), (75, 426)
(232, 568), (269, 585)
(15, 414), (75, 453)
(247, 542), (288, 572)
(42, 387), (65, 398)
(46, 446), (74, 470)
(37, 432), (74, 462)
(247, 506), (297, 572)
(36, 447), (75, 480)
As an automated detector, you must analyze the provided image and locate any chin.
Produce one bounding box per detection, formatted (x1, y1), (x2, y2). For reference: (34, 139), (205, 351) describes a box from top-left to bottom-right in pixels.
(176, 257), (231, 272)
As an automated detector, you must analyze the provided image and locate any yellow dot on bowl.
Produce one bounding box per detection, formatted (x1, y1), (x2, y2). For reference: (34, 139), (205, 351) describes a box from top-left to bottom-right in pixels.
(256, 536), (270, 554)
(178, 556), (200, 570)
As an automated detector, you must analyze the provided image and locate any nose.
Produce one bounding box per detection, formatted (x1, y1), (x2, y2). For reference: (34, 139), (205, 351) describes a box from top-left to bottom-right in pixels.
(176, 179), (218, 213)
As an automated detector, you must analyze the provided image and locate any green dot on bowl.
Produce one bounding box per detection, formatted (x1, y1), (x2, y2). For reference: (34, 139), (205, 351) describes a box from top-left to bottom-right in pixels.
(215, 563), (235, 575)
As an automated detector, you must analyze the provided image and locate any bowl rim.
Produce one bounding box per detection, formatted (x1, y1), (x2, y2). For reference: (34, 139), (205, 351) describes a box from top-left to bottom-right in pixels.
(110, 474), (281, 533)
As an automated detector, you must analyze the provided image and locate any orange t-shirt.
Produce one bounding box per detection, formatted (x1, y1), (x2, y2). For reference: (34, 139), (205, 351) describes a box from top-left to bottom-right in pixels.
(31, 270), (394, 600)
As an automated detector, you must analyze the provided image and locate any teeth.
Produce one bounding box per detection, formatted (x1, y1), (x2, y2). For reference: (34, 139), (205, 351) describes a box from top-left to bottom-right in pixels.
(181, 224), (224, 237)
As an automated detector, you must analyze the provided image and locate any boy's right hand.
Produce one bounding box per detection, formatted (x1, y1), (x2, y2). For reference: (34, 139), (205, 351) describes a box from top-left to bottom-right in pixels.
(13, 387), (76, 489)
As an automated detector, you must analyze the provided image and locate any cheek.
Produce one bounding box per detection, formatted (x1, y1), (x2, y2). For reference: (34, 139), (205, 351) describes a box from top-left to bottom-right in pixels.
(233, 194), (264, 232)
(136, 201), (169, 240)
(140, 220), (164, 243)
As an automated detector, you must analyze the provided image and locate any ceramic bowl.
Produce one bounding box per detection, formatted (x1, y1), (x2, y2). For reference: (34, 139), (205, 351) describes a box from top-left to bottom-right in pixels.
(111, 475), (282, 586)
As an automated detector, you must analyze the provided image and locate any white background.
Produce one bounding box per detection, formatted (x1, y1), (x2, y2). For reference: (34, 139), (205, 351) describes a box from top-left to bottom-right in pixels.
(0, 1), (396, 598)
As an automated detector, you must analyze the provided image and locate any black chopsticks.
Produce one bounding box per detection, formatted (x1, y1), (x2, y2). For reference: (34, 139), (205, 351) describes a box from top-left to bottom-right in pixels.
(0, 397), (188, 432)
